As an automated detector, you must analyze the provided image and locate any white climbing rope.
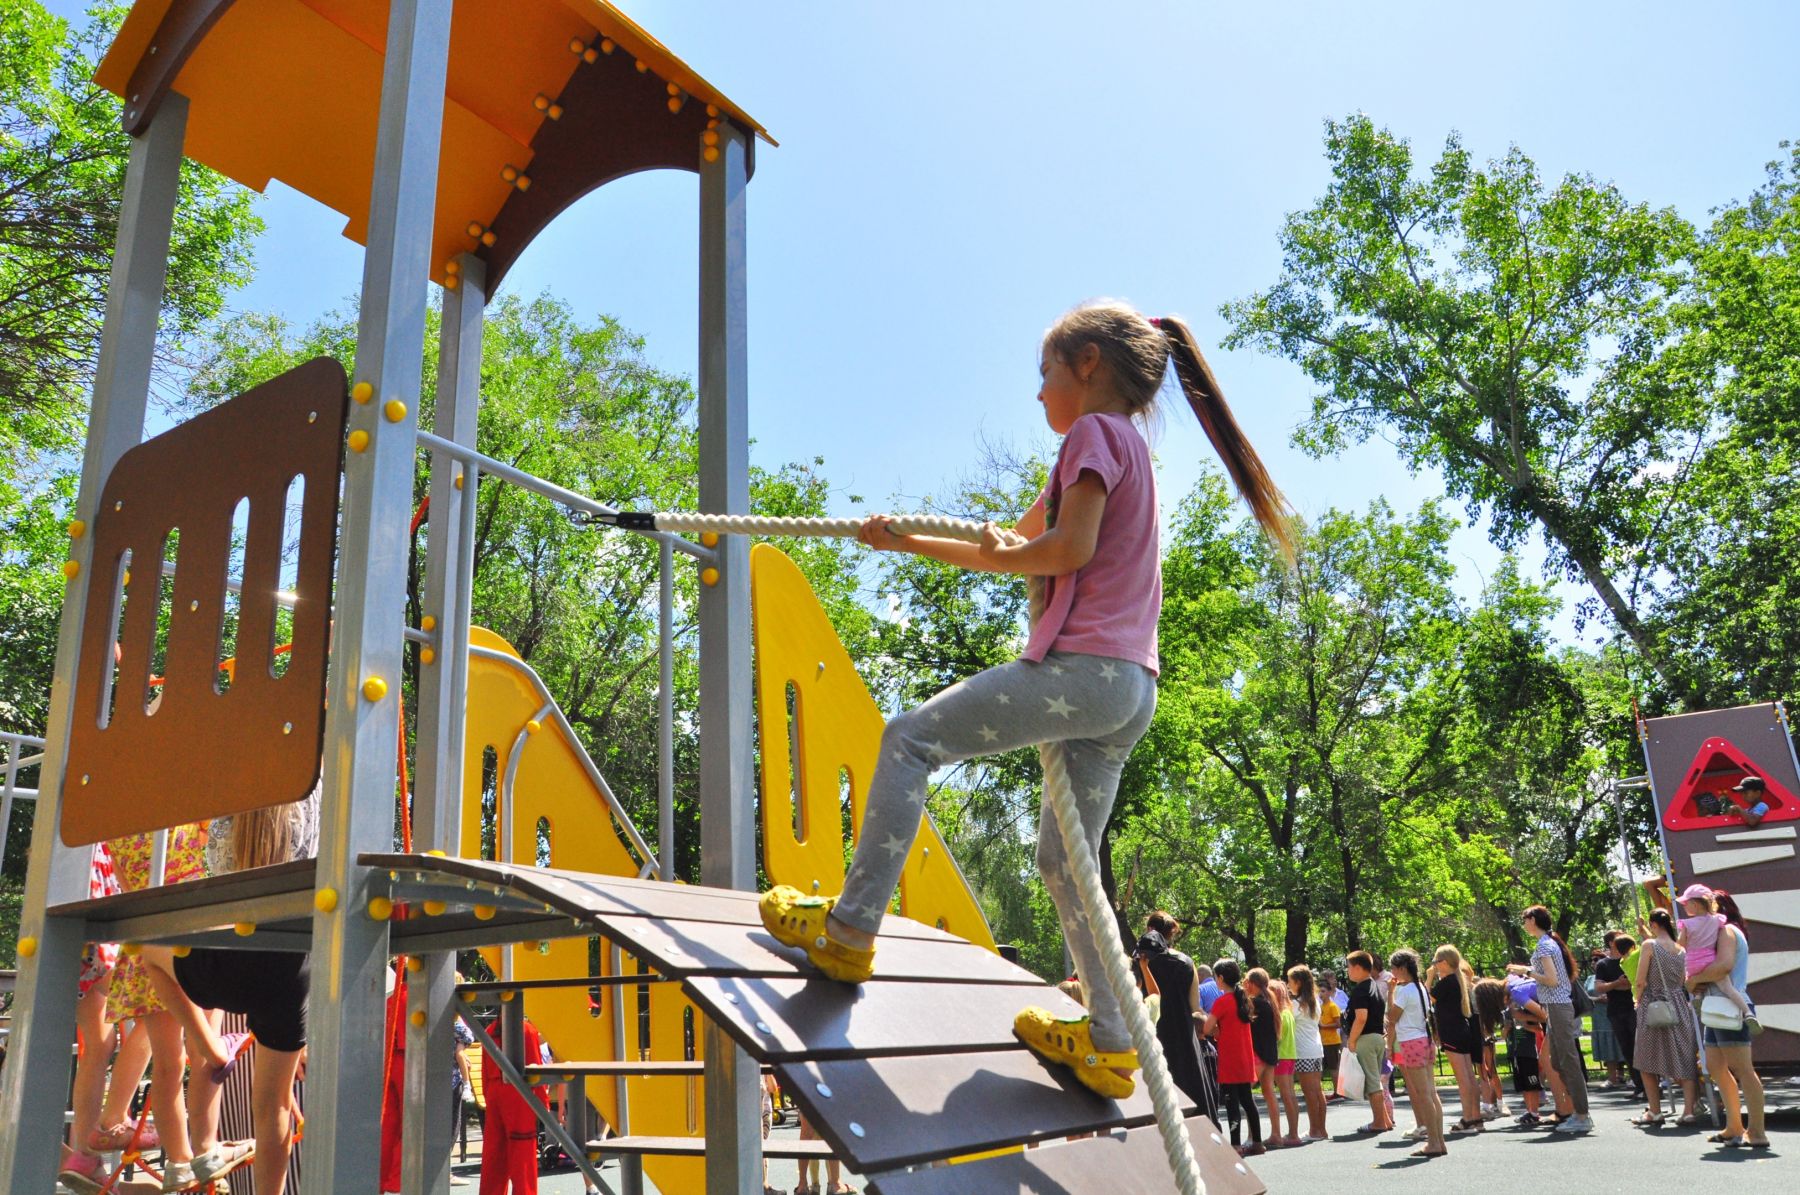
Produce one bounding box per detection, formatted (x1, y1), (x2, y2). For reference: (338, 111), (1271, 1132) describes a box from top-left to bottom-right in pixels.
(627, 511), (991, 544)
(1040, 741), (1207, 1195)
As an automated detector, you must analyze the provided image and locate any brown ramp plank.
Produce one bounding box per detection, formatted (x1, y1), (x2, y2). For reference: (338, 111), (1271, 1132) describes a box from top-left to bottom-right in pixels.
(683, 975), (1082, 1063)
(774, 1051), (1199, 1172)
(599, 914), (1037, 985)
(866, 1116), (1262, 1195)
(367, 854), (956, 940)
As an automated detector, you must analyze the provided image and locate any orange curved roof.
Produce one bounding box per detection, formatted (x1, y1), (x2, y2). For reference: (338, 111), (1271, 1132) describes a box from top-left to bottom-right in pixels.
(96, 0), (771, 292)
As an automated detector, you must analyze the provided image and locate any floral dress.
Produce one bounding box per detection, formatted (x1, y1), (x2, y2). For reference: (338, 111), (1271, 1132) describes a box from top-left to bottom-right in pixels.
(104, 824), (209, 1022)
(77, 843), (123, 997)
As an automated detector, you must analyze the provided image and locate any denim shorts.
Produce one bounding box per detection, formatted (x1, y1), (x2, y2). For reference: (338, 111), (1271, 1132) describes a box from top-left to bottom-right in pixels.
(1703, 1023), (1753, 1046)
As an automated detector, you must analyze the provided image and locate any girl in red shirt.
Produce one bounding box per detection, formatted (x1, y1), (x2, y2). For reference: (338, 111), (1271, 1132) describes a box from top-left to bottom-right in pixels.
(1206, 960), (1263, 1156)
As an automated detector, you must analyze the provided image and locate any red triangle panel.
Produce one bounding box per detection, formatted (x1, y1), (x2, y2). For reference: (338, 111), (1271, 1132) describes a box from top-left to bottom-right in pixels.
(1662, 736), (1799, 832)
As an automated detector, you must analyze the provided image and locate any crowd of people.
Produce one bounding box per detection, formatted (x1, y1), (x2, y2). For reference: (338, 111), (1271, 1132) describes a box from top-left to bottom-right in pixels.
(1117, 889), (1771, 1162)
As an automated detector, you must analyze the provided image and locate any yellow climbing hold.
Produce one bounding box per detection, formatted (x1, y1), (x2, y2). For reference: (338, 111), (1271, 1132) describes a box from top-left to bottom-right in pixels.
(703, 146), (720, 164)
(426, 848), (446, 857)
(234, 921), (256, 937)
(352, 381), (374, 404)
(499, 988), (515, 1001)
(314, 887), (339, 913)
(701, 530), (719, 547)
(120, 941), (142, 956)
(348, 429), (370, 454)
(406, 956), (423, 973)
(368, 896), (394, 921)
(363, 676), (388, 702)
(473, 904), (496, 921)
(461, 990), (477, 1003)
(422, 899), (446, 917)
(384, 399), (408, 423)
(16, 935), (36, 958)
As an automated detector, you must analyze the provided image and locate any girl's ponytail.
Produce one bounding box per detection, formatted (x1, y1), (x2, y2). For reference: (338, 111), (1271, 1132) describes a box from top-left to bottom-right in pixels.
(1155, 315), (1298, 560)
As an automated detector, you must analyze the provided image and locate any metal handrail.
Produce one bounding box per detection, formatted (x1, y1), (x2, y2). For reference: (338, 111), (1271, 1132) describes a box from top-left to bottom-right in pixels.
(1, 732), (46, 868)
(469, 644), (659, 877)
(416, 431), (713, 563)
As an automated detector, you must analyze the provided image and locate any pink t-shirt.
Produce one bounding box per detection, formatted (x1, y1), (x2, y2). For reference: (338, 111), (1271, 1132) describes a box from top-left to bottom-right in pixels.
(1021, 412), (1160, 674)
(1681, 911), (1725, 975)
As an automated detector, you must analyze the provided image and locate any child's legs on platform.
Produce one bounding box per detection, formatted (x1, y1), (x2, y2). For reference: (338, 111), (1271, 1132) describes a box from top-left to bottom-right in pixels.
(836, 652), (1155, 935)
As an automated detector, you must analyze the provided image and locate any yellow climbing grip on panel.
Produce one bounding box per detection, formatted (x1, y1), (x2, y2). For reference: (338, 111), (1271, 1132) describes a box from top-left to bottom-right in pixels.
(749, 545), (995, 951)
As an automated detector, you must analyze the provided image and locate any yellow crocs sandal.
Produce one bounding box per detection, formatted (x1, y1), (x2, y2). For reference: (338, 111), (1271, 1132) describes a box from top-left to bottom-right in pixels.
(1013, 1005), (1139, 1099)
(758, 885), (876, 983)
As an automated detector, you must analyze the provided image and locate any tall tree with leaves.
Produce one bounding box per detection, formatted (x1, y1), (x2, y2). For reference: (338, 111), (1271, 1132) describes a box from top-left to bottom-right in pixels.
(0, 0), (260, 463)
(1223, 114), (1703, 702)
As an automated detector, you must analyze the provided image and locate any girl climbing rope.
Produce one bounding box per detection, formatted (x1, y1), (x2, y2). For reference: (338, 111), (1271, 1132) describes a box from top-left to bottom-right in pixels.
(754, 301), (1294, 1187)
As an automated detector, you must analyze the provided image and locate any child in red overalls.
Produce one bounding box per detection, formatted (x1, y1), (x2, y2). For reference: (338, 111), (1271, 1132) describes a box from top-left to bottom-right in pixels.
(480, 1018), (548, 1195)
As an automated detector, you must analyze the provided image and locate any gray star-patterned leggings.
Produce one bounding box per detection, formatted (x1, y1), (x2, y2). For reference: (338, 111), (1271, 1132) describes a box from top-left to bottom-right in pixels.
(835, 650), (1157, 1052)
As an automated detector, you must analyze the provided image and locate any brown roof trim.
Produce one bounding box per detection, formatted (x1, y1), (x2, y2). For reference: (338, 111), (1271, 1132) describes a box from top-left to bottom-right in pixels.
(120, 0), (236, 137)
(472, 38), (754, 293)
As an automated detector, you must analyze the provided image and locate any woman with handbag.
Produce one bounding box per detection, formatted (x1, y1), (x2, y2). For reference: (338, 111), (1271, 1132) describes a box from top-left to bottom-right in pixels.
(1631, 908), (1700, 1126)
(1687, 890), (1768, 1148)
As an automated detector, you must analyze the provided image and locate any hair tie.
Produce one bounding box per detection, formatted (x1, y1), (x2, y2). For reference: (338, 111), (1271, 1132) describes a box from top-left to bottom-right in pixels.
(1148, 317), (1164, 329)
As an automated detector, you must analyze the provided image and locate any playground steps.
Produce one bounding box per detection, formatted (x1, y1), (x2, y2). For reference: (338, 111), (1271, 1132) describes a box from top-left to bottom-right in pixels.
(50, 853), (1262, 1192)
(587, 1136), (837, 1160)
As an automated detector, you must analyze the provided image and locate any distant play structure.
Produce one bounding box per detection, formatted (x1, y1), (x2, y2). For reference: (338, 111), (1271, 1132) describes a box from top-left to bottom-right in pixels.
(0, 3), (1252, 1193)
(1638, 701), (1800, 1064)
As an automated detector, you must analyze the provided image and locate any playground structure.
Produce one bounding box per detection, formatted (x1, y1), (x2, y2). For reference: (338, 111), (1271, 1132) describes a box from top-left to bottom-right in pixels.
(1638, 702), (1800, 1066)
(0, 3), (1256, 1193)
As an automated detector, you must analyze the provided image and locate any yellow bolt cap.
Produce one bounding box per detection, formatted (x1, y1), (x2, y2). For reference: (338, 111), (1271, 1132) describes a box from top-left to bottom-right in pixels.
(501, 165), (518, 182)
(467, 221), (484, 238)
(314, 887), (339, 913)
(583, 47), (598, 63)
(525, 719), (542, 735)
(420, 646), (436, 666)
(445, 259), (461, 275)
(348, 429), (371, 454)
(473, 904), (496, 921)
(703, 130), (719, 147)
(121, 941), (142, 956)
(481, 231), (497, 247)
(499, 988), (514, 1001)
(701, 566), (720, 586)
(61, 559), (80, 579)
(17, 935), (36, 958)
(667, 83), (681, 96)
(445, 274), (460, 290)
(700, 530), (719, 547)
(410, 1009), (428, 1028)
(422, 899), (447, 917)
(568, 36), (584, 54)
(172, 944), (191, 957)
(234, 921), (256, 937)
(426, 848), (447, 857)
(667, 97), (682, 114)
(454, 472), (465, 490)
(515, 176), (531, 192)
(600, 37), (614, 53)
(352, 381), (374, 404)
(522, 940), (541, 951)
(703, 146), (720, 164)
(534, 94), (550, 111)
(384, 399), (408, 423)
(547, 104), (563, 121)
(68, 519), (86, 539)
(421, 615), (437, 632)
(706, 104), (720, 117)
(363, 676), (388, 701)
(406, 956), (423, 973)
(368, 896), (394, 921)
(635, 58), (647, 72)
(461, 990), (477, 1003)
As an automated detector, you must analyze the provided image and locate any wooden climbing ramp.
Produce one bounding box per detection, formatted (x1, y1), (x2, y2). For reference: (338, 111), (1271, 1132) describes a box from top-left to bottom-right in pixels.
(55, 852), (1261, 1192)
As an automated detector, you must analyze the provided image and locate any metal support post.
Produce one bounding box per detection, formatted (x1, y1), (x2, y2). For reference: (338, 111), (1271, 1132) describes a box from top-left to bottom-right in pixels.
(306, 2), (453, 1190)
(610, 943), (645, 1195)
(403, 252), (486, 1195)
(0, 93), (188, 1193)
(658, 539), (675, 884)
(696, 120), (759, 1195)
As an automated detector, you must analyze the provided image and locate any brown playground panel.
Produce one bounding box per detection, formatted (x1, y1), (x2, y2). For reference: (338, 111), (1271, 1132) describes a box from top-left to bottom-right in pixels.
(1641, 702), (1800, 1067)
(61, 358), (346, 845)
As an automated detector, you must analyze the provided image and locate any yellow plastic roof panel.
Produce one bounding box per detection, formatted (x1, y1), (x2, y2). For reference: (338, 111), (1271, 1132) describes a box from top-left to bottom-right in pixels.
(96, 0), (771, 294)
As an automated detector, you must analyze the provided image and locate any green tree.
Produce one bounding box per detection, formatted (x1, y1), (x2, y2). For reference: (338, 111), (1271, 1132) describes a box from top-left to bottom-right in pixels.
(1222, 114), (1703, 702)
(1646, 143), (1800, 706)
(0, 0), (260, 463)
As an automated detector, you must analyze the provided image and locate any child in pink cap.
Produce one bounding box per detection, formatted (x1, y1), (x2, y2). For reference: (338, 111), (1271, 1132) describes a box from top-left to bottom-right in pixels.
(1677, 883), (1751, 1021)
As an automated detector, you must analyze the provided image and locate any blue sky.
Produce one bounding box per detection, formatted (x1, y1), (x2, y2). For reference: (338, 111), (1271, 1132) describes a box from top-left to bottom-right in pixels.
(52, 1), (1800, 646)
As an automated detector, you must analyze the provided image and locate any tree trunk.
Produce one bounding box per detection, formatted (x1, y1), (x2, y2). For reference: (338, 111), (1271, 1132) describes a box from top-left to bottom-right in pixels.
(1284, 902), (1311, 969)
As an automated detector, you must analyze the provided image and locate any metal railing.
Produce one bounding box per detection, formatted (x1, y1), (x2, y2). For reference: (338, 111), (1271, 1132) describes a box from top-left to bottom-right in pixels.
(1, 732), (45, 869)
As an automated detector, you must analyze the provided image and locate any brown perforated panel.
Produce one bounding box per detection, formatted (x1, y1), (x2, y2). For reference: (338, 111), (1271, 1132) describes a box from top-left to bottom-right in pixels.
(61, 357), (346, 845)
